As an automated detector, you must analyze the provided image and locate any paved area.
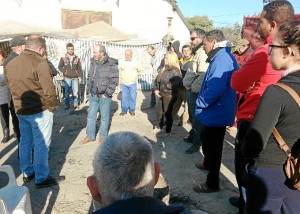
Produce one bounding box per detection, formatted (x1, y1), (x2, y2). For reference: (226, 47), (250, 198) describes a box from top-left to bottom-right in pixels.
(0, 90), (239, 214)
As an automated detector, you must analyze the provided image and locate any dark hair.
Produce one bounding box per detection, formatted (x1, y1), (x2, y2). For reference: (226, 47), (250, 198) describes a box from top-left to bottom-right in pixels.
(0, 49), (7, 58)
(263, 0), (294, 26)
(191, 29), (206, 38)
(181, 44), (191, 51)
(66, 43), (74, 48)
(278, 20), (300, 51)
(205, 30), (225, 42)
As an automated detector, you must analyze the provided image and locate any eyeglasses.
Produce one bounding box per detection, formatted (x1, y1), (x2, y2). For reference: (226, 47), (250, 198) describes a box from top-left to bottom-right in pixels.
(268, 44), (288, 55)
(190, 37), (199, 41)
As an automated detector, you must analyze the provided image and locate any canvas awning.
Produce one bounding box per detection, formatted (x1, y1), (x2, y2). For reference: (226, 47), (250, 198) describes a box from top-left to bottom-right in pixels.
(0, 20), (137, 42)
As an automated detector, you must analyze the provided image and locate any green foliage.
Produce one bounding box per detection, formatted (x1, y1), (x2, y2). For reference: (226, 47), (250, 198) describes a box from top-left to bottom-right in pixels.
(186, 16), (213, 32)
(217, 23), (243, 46)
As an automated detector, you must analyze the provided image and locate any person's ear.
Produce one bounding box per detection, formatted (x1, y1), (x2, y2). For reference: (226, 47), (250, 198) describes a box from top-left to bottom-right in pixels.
(154, 162), (161, 186)
(87, 176), (102, 202)
(269, 20), (277, 32)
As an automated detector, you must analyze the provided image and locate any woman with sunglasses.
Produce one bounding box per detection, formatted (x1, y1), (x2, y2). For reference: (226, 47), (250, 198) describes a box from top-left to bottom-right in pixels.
(242, 20), (300, 213)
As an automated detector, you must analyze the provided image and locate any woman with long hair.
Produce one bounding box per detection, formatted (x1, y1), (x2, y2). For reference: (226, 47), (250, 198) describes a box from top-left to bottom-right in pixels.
(153, 51), (182, 137)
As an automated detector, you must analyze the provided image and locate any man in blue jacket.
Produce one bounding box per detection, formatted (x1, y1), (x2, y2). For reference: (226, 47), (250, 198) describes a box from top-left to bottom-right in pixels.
(193, 30), (238, 193)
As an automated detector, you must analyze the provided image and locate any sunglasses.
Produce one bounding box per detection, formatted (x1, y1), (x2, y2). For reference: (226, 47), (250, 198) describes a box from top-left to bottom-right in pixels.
(190, 37), (199, 41)
(268, 44), (288, 55)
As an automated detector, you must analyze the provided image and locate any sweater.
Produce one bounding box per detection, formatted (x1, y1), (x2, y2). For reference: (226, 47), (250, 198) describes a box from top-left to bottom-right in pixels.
(242, 69), (300, 168)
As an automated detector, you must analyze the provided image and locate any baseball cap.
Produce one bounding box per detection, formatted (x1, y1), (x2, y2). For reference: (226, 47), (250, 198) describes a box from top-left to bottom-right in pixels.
(234, 39), (250, 51)
(10, 36), (26, 47)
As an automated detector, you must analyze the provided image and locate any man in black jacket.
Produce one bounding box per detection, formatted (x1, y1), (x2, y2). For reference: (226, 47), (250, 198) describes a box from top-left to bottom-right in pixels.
(87, 131), (206, 214)
(80, 44), (119, 144)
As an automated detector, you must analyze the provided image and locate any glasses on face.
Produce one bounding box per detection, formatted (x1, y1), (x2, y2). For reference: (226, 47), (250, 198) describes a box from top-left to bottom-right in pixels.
(268, 44), (288, 55)
(190, 37), (198, 41)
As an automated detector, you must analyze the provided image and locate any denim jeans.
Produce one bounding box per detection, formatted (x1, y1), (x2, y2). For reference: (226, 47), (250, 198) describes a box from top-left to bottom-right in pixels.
(64, 77), (79, 107)
(121, 83), (137, 113)
(17, 110), (53, 183)
(86, 94), (111, 140)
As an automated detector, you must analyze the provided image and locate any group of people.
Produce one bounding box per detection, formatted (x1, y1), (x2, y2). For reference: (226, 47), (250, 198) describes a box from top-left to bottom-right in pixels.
(1, 0), (300, 213)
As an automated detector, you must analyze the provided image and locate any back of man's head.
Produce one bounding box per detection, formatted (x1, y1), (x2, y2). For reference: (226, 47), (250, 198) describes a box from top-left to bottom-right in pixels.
(25, 35), (46, 51)
(263, 0), (294, 26)
(91, 131), (157, 206)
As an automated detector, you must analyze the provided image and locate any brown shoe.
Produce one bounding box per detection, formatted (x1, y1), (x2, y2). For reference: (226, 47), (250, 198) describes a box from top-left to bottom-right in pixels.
(98, 137), (105, 143)
(80, 138), (93, 144)
(193, 182), (219, 193)
(195, 162), (208, 170)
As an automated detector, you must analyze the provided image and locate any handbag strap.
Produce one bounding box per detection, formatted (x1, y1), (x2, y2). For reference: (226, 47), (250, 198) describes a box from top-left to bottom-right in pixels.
(272, 83), (300, 157)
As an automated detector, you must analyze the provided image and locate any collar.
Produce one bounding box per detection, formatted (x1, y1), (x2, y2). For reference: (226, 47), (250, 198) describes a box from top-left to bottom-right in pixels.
(264, 34), (274, 45)
(282, 66), (300, 77)
(93, 196), (185, 214)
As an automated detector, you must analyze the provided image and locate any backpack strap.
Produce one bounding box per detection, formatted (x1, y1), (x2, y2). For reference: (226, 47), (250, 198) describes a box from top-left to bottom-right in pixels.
(272, 83), (300, 157)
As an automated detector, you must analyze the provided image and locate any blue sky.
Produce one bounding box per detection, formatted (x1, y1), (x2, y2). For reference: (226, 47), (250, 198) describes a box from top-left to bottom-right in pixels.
(177, 0), (300, 27)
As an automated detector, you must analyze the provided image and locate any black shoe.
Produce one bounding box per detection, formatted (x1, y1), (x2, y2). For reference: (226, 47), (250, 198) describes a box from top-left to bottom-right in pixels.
(185, 145), (200, 154)
(23, 173), (35, 183)
(229, 196), (243, 208)
(130, 112), (135, 116)
(1, 128), (10, 143)
(119, 112), (126, 116)
(195, 162), (208, 170)
(64, 106), (70, 110)
(183, 136), (193, 144)
(36, 176), (65, 189)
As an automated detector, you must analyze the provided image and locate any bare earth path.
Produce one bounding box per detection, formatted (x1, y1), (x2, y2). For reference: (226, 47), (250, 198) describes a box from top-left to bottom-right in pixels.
(0, 90), (239, 214)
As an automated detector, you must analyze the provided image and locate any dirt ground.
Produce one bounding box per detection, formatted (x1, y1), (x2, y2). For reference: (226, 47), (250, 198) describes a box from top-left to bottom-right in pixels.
(0, 90), (239, 214)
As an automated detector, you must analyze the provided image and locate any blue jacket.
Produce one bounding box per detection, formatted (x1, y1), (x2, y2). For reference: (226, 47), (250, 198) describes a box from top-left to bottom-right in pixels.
(195, 47), (238, 127)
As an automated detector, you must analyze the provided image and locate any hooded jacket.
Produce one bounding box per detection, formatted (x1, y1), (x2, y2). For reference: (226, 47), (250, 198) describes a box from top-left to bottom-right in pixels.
(196, 42), (238, 127)
(87, 55), (119, 97)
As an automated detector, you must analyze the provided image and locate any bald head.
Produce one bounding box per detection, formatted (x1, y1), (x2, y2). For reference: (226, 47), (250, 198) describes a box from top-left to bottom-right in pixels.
(125, 49), (133, 61)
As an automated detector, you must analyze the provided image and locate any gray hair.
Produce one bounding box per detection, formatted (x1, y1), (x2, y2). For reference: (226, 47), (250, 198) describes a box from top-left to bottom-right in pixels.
(93, 131), (155, 203)
(204, 30), (225, 42)
(95, 44), (107, 54)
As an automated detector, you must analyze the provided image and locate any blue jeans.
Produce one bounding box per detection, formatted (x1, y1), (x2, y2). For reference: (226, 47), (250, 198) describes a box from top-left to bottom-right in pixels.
(86, 94), (111, 140)
(121, 83), (137, 113)
(64, 77), (79, 107)
(17, 110), (53, 183)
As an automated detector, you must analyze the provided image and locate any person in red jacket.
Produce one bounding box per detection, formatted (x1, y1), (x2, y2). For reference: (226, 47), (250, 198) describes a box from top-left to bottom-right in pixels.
(230, 0), (295, 212)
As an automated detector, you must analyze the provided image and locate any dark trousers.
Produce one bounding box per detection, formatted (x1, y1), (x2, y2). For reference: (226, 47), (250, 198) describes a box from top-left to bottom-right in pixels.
(150, 89), (156, 107)
(202, 125), (226, 190)
(243, 165), (300, 213)
(234, 120), (252, 205)
(187, 90), (202, 146)
(0, 99), (20, 140)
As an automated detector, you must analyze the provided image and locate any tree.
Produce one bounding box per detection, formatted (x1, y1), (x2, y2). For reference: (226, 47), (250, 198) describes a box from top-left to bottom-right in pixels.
(186, 16), (213, 32)
(218, 23), (243, 46)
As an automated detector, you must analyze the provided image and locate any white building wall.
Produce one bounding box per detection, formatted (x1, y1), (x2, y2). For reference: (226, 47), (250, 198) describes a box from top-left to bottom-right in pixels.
(0, 0), (189, 44)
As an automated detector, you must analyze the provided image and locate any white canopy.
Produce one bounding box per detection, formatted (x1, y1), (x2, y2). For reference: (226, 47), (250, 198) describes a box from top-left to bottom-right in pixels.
(0, 20), (137, 42)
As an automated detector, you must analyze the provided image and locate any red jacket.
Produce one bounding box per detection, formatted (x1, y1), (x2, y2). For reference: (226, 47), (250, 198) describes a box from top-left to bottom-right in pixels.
(231, 35), (283, 121)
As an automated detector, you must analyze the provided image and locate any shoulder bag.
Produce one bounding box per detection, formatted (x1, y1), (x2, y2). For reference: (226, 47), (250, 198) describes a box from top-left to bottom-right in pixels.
(272, 82), (300, 191)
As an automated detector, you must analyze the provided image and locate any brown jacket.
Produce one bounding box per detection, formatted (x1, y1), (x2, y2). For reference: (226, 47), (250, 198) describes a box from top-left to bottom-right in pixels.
(5, 49), (57, 115)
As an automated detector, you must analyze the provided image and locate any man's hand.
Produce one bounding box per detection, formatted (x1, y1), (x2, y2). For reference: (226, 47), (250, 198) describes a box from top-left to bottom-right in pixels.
(154, 90), (161, 98)
(102, 94), (107, 98)
(78, 77), (82, 84)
